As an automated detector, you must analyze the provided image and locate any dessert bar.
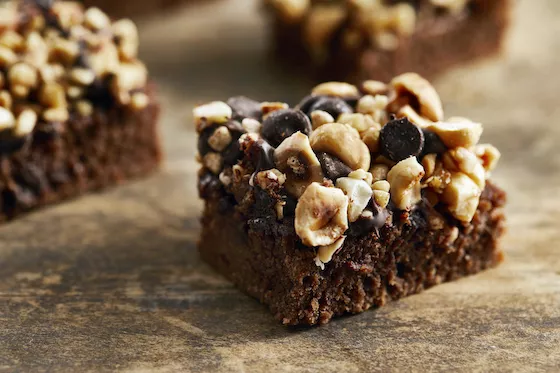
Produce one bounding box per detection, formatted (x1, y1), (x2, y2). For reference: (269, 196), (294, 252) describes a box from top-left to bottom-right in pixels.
(265, 0), (511, 82)
(195, 73), (506, 325)
(0, 1), (161, 222)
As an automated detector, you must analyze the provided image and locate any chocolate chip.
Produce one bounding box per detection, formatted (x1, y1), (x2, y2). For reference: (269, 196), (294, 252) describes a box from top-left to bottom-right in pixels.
(198, 171), (222, 199)
(227, 96), (262, 121)
(308, 96), (353, 119)
(256, 140), (276, 171)
(347, 205), (389, 236)
(316, 152), (352, 181)
(295, 95), (319, 114)
(261, 109), (311, 147)
(0, 130), (26, 154)
(421, 129), (447, 156)
(379, 117), (425, 162)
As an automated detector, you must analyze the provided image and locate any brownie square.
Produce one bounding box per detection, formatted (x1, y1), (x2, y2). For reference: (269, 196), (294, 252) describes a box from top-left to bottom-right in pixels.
(195, 74), (506, 325)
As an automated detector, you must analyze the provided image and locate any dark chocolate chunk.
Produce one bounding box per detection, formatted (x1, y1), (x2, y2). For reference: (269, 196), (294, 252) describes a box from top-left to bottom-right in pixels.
(227, 96), (262, 121)
(347, 204), (389, 237)
(379, 117), (425, 162)
(308, 96), (353, 119)
(198, 172), (223, 199)
(256, 140), (276, 171)
(0, 130), (27, 154)
(261, 109), (311, 147)
(316, 152), (352, 181)
(295, 95), (319, 114)
(421, 129), (447, 156)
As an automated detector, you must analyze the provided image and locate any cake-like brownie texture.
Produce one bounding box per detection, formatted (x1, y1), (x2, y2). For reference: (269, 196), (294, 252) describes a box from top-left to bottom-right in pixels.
(0, 1), (161, 222)
(195, 74), (506, 325)
(265, 0), (511, 82)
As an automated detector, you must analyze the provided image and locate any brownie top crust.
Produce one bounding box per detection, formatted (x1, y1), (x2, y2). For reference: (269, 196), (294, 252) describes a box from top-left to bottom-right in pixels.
(195, 73), (502, 269)
(0, 0), (150, 155)
(265, 0), (484, 57)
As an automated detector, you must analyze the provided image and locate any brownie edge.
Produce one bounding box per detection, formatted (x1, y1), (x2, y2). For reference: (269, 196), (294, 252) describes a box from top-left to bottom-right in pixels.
(200, 182), (505, 325)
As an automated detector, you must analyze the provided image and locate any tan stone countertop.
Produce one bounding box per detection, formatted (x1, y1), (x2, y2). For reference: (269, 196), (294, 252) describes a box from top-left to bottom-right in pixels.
(1, 0), (559, 372)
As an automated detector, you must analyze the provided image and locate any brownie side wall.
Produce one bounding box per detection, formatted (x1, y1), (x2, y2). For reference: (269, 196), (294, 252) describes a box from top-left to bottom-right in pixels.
(199, 183), (506, 326)
(0, 97), (161, 221)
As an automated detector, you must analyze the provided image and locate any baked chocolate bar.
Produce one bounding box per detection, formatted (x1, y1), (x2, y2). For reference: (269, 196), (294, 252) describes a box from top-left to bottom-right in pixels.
(265, 0), (511, 82)
(0, 1), (161, 222)
(195, 73), (506, 325)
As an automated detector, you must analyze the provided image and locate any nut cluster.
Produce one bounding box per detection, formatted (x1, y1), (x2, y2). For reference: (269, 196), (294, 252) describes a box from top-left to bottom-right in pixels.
(194, 72), (501, 269)
(266, 0), (472, 56)
(0, 0), (149, 151)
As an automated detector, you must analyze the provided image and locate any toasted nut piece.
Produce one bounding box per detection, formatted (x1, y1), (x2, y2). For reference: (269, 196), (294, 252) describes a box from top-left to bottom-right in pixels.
(75, 100), (93, 117)
(9, 63), (38, 89)
(362, 80), (388, 96)
(304, 6), (347, 59)
(193, 101), (232, 131)
(338, 113), (369, 133)
(130, 92), (149, 110)
(422, 154), (437, 179)
(66, 86), (84, 100)
(389, 3), (416, 35)
(39, 82), (67, 108)
(270, 0), (310, 22)
(51, 38), (80, 65)
(348, 169), (373, 186)
(370, 163), (389, 182)
(88, 42), (119, 76)
(473, 144), (501, 175)
(274, 132), (324, 197)
(310, 122), (371, 171)
(442, 172), (482, 222)
(361, 124), (381, 153)
(295, 182), (349, 247)
(111, 62), (148, 104)
(70, 67), (95, 86)
(430, 0), (469, 15)
(425, 161), (451, 193)
(311, 110), (334, 129)
(312, 81), (359, 98)
(387, 156), (425, 210)
(84, 7), (110, 30)
(398, 105), (434, 128)
(203, 152), (223, 175)
(443, 147), (486, 189)
(428, 117), (483, 149)
(0, 106), (15, 131)
(0, 30), (23, 50)
(336, 177), (373, 222)
(0, 46), (17, 67)
(43, 107), (69, 122)
(373, 190), (390, 208)
(208, 126), (233, 152)
(315, 236), (346, 269)
(261, 101), (289, 117)
(390, 73), (443, 122)
(14, 109), (37, 137)
(0, 90), (12, 109)
(255, 168), (286, 191)
(11, 85), (29, 99)
(241, 118), (262, 133)
(357, 94), (386, 114)
(112, 19), (139, 60)
(373, 180), (390, 192)
(24, 32), (48, 68)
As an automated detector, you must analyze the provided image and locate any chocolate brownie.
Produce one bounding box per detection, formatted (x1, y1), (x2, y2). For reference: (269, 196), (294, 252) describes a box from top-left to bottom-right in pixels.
(0, 1), (161, 222)
(265, 0), (511, 82)
(195, 74), (506, 325)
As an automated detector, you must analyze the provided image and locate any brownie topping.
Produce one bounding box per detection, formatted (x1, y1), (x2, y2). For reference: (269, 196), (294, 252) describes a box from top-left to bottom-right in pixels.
(421, 128), (447, 156)
(379, 117), (424, 162)
(307, 96), (353, 119)
(227, 96), (262, 121)
(261, 108), (312, 147)
(316, 152), (352, 180)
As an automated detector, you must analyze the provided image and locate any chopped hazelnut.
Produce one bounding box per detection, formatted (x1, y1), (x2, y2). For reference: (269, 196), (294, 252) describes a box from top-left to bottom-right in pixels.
(362, 80), (388, 96)
(203, 152), (223, 175)
(373, 180), (390, 192)
(0, 106), (15, 131)
(336, 177), (373, 222)
(261, 101), (289, 117)
(387, 156), (425, 210)
(241, 118), (262, 134)
(338, 113), (369, 133)
(473, 144), (501, 176)
(193, 101), (232, 131)
(255, 168), (286, 191)
(14, 109), (37, 137)
(315, 236), (346, 269)
(390, 73), (443, 122)
(427, 117), (483, 148)
(130, 92), (149, 110)
(373, 190), (390, 208)
(84, 7), (110, 31)
(208, 126), (233, 152)
(75, 100), (93, 117)
(43, 107), (69, 122)
(442, 172), (482, 222)
(443, 147), (486, 189)
(311, 110), (334, 129)
(311, 81), (359, 98)
(348, 169), (374, 186)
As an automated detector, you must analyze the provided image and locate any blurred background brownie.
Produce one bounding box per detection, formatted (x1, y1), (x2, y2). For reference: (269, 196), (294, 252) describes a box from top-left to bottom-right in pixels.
(81, 0), (205, 18)
(265, 0), (512, 82)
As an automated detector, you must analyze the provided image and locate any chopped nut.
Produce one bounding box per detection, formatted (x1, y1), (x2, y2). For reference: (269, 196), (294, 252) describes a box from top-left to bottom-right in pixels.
(112, 19), (139, 60)
(66, 86), (84, 100)
(0, 30), (23, 50)
(43, 107), (69, 122)
(88, 42), (119, 76)
(75, 100), (93, 116)
(310, 122), (371, 171)
(9, 63), (38, 89)
(387, 156), (425, 210)
(0, 106), (15, 131)
(203, 152), (223, 175)
(24, 32), (48, 68)
(311, 81), (359, 98)
(374, 155), (396, 167)
(255, 168), (286, 191)
(11, 85), (30, 99)
(84, 7), (110, 31)
(130, 92), (149, 110)
(0, 46), (17, 67)
(295, 182), (349, 247)
(361, 124), (381, 153)
(425, 161), (452, 194)
(241, 118), (262, 134)
(70, 67), (95, 86)
(14, 109), (37, 137)
(442, 172), (482, 222)
(443, 147), (486, 189)
(0, 90), (12, 109)
(398, 105), (434, 128)
(428, 117), (483, 149)
(111, 62), (148, 105)
(50, 38), (80, 65)
(362, 80), (388, 96)
(315, 236), (346, 269)
(348, 169), (374, 186)
(372, 180), (390, 192)
(274, 132), (324, 197)
(219, 169), (232, 186)
(208, 126), (233, 152)
(311, 110), (334, 129)
(370, 164), (389, 182)
(336, 177), (373, 222)
(39, 64), (65, 82)
(261, 101), (289, 117)
(193, 101), (232, 131)
(269, 0), (310, 22)
(373, 190), (390, 208)
(304, 6), (347, 60)
(390, 73), (443, 122)
(275, 200), (286, 220)
(473, 144), (501, 175)
(39, 82), (67, 108)
(389, 3), (416, 36)
(337, 113), (369, 133)
(422, 154), (437, 179)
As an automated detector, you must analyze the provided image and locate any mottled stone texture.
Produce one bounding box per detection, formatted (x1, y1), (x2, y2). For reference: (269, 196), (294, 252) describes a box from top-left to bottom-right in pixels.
(1, 0), (560, 372)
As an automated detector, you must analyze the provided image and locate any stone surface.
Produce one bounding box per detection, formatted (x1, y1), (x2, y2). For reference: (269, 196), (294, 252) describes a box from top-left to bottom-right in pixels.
(1, 1), (560, 372)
